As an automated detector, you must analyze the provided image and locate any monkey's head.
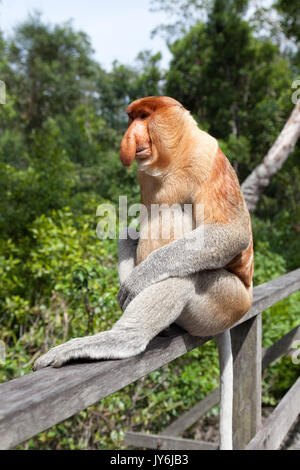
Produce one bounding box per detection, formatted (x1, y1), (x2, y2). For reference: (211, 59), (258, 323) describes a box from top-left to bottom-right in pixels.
(119, 96), (187, 172)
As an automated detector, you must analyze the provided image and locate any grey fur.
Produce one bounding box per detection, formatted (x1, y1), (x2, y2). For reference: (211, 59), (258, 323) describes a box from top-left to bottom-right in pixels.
(117, 217), (251, 311)
(118, 227), (139, 285)
(33, 226), (251, 370)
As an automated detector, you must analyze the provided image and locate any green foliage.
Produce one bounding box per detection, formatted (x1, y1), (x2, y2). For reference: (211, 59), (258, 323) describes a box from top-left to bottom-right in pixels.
(166, 4), (294, 181)
(275, 0), (300, 42)
(0, 119), (77, 238)
(7, 13), (97, 131)
(96, 51), (163, 132)
(0, 208), (120, 382)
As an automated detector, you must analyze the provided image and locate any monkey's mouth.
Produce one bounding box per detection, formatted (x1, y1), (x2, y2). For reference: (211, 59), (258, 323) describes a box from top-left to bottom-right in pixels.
(135, 147), (151, 158)
(136, 152), (153, 170)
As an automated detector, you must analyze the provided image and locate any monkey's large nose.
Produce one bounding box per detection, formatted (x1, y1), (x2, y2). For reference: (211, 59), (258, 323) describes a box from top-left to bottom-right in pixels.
(120, 129), (136, 167)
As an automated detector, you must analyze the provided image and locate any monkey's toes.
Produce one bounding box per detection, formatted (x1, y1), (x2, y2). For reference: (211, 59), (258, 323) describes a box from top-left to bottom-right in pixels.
(32, 354), (54, 371)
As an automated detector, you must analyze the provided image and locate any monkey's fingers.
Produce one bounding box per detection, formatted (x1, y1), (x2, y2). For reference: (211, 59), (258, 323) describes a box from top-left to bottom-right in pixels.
(32, 336), (90, 370)
(122, 295), (134, 312)
(117, 285), (129, 311)
(32, 335), (100, 370)
(32, 331), (148, 371)
(117, 282), (140, 311)
(33, 346), (92, 370)
(32, 350), (60, 370)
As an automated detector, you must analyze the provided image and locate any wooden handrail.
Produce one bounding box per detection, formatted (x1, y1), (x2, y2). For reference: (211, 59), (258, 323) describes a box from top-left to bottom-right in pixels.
(139, 324), (299, 444)
(0, 268), (299, 450)
(246, 377), (300, 450)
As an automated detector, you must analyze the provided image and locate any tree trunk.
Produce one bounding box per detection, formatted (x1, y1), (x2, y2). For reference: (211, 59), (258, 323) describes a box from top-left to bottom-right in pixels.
(242, 101), (300, 212)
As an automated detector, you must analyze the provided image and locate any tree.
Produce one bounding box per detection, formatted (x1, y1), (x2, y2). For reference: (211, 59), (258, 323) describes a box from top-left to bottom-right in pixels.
(242, 100), (300, 211)
(7, 13), (98, 131)
(0, 118), (76, 238)
(151, 0), (249, 39)
(275, 0), (300, 42)
(96, 51), (163, 133)
(165, 0), (293, 181)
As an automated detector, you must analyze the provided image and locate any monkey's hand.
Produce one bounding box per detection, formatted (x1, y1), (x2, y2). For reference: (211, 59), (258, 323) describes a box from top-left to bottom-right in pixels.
(32, 329), (148, 370)
(117, 220), (251, 311)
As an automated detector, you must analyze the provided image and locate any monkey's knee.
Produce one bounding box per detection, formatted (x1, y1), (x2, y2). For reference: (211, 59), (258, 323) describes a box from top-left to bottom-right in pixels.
(115, 276), (193, 339)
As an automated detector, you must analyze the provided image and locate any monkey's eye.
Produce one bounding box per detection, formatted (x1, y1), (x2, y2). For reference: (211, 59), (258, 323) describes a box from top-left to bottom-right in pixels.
(140, 113), (149, 119)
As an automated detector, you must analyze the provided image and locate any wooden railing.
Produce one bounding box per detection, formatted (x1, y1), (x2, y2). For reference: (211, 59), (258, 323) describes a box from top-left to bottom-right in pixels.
(0, 269), (299, 450)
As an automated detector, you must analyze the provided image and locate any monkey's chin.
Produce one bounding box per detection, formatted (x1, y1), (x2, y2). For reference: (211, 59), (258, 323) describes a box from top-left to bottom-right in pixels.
(136, 156), (153, 171)
(137, 158), (164, 177)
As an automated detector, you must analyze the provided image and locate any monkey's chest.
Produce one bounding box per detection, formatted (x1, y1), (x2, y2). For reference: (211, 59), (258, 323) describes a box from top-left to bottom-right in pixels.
(136, 205), (194, 264)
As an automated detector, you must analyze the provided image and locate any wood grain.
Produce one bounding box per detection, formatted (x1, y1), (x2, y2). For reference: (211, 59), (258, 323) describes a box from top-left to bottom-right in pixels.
(157, 324), (299, 439)
(125, 431), (218, 450)
(0, 334), (209, 450)
(0, 268), (299, 450)
(231, 315), (262, 450)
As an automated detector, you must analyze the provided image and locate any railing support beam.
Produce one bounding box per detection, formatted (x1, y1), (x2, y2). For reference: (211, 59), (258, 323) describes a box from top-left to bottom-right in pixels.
(231, 315), (262, 450)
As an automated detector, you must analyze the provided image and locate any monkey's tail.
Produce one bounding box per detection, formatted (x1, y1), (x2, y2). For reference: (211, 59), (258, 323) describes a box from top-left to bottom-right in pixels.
(216, 330), (233, 450)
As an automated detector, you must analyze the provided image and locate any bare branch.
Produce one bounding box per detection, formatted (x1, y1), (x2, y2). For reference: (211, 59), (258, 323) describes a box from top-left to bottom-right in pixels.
(242, 100), (300, 212)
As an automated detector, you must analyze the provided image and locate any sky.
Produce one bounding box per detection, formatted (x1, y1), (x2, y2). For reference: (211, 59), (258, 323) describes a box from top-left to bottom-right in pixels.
(0, 0), (172, 70)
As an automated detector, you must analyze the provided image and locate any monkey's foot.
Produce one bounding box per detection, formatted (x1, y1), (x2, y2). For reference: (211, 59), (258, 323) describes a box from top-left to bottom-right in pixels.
(32, 331), (148, 370)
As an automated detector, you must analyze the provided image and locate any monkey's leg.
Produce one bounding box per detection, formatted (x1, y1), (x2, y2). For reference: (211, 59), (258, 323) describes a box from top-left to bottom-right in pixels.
(171, 270), (250, 452)
(119, 270), (248, 451)
(32, 277), (192, 370)
(175, 268), (252, 337)
(174, 269), (251, 451)
(33, 270), (251, 370)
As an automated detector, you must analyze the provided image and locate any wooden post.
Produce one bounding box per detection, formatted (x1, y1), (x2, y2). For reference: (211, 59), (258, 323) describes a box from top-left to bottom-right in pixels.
(231, 315), (262, 450)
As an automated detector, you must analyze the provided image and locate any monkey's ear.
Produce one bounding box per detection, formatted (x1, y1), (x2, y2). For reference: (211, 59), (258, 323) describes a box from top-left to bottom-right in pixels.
(120, 125), (136, 167)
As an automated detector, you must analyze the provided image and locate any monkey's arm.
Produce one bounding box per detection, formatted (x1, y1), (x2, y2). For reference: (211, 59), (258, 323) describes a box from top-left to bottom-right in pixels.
(118, 227), (138, 284)
(117, 219), (251, 311)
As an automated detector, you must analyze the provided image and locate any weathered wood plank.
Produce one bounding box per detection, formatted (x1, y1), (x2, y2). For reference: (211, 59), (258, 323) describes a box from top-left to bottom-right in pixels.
(231, 315), (262, 450)
(234, 268), (300, 327)
(262, 325), (300, 369)
(125, 431), (218, 450)
(0, 334), (209, 450)
(246, 378), (300, 450)
(155, 325), (300, 439)
(0, 268), (299, 450)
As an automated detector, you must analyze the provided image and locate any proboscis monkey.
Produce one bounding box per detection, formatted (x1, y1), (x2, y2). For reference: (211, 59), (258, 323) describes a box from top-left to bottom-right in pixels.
(33, 96), (253, 450)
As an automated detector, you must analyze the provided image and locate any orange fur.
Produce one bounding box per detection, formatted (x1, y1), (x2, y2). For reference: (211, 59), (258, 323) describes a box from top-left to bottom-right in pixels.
(197, 148), (242, 224)
(198, 148), (254, 288)
(119, 96), (254, 288)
